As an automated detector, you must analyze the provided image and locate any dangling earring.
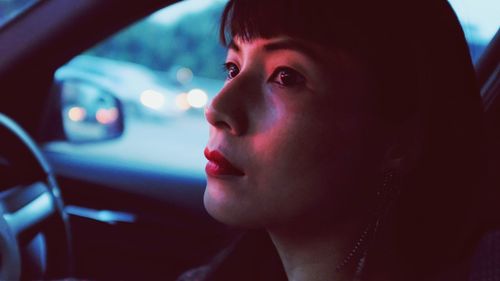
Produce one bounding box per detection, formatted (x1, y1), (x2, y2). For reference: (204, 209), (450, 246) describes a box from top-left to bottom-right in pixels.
(334, 171), (391, 275)
(335, 169), (402, 279)
(368, 168), (401, 275)
(374, 168), (401, 230)
(335, 222), (372, 274)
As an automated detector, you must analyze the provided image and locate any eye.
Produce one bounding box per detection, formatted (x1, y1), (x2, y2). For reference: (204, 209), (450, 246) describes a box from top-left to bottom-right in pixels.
(223, 62), (240, 80)
(270, 67), (306, 87)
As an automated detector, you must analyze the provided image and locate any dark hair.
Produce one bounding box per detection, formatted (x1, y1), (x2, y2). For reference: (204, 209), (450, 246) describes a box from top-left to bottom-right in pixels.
(217, 0), (485, 279)
(219, 0), (426, 127)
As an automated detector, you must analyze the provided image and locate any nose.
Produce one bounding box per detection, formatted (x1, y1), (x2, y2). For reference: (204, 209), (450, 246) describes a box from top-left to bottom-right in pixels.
(205, 77), (251, 136)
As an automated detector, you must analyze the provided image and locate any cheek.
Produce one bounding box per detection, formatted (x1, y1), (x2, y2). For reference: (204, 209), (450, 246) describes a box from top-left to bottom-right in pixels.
(249, 104), (342, 198)
(252, 95), (341, 174)
(248, 96), (377, 219)
(246, 132), (344, 227)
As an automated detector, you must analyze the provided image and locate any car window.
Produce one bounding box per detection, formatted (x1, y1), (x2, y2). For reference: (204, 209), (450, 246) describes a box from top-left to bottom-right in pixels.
(42, 0), (498, 179)
(0, 0), (39, 27)
(448, 0), (499, 63)
(44, 0), (227, 177)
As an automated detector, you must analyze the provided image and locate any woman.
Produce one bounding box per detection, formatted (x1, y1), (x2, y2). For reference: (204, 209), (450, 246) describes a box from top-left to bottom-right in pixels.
(180, 0), (485, 280)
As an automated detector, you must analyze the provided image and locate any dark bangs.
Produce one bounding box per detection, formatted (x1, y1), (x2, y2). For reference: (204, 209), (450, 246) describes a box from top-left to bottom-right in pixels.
(219, 0), (367, 50)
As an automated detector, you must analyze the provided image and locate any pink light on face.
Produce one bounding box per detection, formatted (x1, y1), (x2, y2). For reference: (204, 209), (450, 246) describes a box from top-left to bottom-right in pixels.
(203, 36), (375, 228)
(96, 108), (118, 124)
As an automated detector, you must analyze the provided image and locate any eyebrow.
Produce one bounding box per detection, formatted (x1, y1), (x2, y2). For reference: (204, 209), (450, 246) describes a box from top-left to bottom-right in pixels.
(228, 40), (240, 52)
(263, 39), (322, 62)
(228, 38), (322, 62)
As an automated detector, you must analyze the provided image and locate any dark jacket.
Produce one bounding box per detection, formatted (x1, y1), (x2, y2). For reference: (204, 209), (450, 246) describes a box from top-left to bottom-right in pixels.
(177, 229), (500, 281)
(177, 230), (286, 281)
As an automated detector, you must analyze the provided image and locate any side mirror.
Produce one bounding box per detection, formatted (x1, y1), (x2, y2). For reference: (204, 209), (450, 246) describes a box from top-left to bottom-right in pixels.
(40, 79), (125, 143)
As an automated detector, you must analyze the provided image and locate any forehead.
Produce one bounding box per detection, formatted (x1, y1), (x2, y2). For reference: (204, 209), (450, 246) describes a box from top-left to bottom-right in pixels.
(228, 36), (327, 62)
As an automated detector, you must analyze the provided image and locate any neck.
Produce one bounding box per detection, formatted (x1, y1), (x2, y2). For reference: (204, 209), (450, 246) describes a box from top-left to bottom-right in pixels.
(267, 221), (367, 281)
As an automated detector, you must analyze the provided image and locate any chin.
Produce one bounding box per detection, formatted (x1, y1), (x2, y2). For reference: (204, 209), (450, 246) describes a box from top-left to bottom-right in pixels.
(203, 186), (264, 228)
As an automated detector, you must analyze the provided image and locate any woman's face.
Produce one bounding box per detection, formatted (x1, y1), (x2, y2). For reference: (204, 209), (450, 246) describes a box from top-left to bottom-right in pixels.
(204, 36), (384, 230)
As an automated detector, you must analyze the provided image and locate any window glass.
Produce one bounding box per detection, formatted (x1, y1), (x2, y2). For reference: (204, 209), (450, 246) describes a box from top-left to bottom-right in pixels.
(448, 0), (499, 62)
(47, 0), (227, 176)
(45, 0), (499, 177)
(0, 0), (39, 27)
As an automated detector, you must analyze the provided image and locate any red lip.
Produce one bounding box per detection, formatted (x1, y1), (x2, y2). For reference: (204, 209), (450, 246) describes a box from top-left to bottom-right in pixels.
(204, 148), (245, 177)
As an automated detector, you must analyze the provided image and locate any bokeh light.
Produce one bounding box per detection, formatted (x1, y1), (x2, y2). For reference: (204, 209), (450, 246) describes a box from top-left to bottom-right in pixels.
(175, 93), (191, 111)
(140, 89), (165, 110)
(96, 108), (119, 124)
(187, 88), (208, 108)
(176, 67), (193, 84)
(68, 106), (87, 122)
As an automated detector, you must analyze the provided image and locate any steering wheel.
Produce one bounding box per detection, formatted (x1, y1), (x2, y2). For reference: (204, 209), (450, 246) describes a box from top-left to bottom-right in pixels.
(0, 113), (72, 280)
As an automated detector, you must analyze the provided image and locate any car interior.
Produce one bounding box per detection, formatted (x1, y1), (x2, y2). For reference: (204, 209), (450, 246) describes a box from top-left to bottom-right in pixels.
(0, 0), (498, 280)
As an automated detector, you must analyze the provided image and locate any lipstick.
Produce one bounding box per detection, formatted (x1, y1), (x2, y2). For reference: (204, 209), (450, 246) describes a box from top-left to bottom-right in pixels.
(204, 148), (245, 177)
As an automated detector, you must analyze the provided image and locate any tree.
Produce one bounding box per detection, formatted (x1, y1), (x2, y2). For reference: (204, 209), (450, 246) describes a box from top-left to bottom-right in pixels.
(86, 2), (227, 80)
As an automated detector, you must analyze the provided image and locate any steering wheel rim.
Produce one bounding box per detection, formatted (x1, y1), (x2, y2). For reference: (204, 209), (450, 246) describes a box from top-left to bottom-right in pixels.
(0, 113), (72, 279)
